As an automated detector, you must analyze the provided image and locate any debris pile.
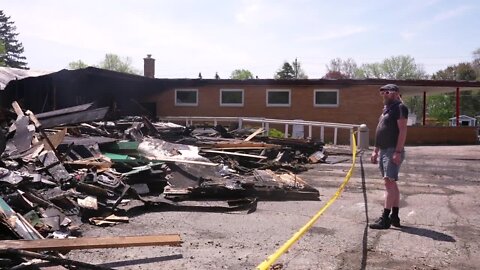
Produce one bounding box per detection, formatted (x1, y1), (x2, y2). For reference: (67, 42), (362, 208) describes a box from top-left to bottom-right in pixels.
(0, 102), (334, 268)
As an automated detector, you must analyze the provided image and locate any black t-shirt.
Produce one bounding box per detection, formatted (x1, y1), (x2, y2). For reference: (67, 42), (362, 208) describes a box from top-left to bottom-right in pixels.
(374, 101), (408, 149)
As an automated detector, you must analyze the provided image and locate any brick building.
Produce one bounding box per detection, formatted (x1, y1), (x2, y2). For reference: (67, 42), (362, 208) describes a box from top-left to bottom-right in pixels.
(2, 61), (479, 145)
(143, 78), (480, 144)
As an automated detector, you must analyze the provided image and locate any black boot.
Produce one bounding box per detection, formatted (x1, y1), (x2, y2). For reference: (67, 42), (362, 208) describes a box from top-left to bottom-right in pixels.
(390, 207), (401, 227)
(369, 209), (391, 230)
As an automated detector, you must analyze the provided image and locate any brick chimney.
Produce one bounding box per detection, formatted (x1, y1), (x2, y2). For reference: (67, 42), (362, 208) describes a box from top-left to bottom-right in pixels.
(144, 54), (155, 78)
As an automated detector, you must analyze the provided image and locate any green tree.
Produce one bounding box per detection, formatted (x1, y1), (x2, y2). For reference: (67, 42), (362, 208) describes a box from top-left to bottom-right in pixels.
(472, 48), (480, 77)
(275, 62), (295, 79)
(275, 59), (308, 79)
(68, 59), (89, 69)
(460, 90), (480, 117)
(357, 55), (427, 79)
(68, 54), (140, 74)
(99, 54), (139, 74)
(355, 55), (427, 117)
(433, 63), (477, 81)
(0, 10), (27, 69)
(0, 40), (5, 66)
(430, 63), (479, 121)
(455, 63), (477, 81)
(357, 63), (384, 79)
(427, 94), (454, 124)
(325, 58), (359, 78)
(230, 69), (254, 80)
(432, 65), (457, 80)
(425, 91), (480, 124)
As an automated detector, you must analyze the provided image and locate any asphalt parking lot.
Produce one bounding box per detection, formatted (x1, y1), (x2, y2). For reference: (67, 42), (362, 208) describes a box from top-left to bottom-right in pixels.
(68, 145), (480, 270)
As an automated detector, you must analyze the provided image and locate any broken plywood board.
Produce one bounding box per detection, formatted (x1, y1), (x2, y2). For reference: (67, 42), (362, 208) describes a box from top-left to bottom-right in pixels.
(244, 127), (264, 141)
(0, 234), (182, 251)
(35, 103), (94, 119)
(41, 129), (67, 151)
(0, 197), (43, 240)
(64, 156), (112, 169)
(201, 149), (267, 159)
(38, 107), (109, 129)
(139, 137), (218, 166)
(200, 141), (280, 149)
(1, 248), (111, 270)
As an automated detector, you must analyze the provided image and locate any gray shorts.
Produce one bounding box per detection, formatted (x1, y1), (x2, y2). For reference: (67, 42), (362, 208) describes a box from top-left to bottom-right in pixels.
(379, 148), (405, 181)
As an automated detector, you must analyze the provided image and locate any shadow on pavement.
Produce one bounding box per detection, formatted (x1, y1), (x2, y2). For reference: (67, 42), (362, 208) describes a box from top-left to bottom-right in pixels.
(359, 153), (369, 270)
(99, 254), (183, 268)
(395, 226), (456, 242)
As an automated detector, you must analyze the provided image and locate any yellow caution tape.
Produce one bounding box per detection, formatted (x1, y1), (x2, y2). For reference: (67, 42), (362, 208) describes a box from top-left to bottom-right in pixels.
(256, 133), (358, 270)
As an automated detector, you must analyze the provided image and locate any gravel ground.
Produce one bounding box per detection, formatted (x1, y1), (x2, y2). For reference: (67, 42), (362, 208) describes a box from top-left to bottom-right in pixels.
(67, 145), (480, 270)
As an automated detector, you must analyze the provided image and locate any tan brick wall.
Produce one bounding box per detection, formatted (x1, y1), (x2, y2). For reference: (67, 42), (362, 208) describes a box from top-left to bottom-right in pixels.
(146, 84), (388, 144)
(406, 126), (478, 145)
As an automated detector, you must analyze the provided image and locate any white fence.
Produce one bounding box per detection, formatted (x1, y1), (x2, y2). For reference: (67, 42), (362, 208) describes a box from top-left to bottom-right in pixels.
(159, 116), (366, 147)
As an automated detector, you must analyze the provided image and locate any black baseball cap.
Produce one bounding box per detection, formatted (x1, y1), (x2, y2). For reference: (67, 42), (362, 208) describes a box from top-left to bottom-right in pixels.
(379, 84), (399, 92)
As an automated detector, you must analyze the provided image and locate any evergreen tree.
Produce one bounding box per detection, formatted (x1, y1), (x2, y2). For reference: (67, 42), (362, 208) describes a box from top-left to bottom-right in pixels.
(274, 62), (295, 79)
(275, 59), (308, 79)
(0, 10), (27, 69)
(0, 40), (5, 66)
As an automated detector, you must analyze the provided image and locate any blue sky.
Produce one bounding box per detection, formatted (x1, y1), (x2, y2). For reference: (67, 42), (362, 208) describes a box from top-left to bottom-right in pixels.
(2, 0), (479, 78)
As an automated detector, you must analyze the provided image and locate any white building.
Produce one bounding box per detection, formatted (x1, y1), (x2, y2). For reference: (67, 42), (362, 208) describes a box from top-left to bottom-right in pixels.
(449, 115), (477, 127)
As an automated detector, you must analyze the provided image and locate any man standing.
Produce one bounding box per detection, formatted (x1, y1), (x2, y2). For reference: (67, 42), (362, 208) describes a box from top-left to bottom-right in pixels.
(370, 84), (408, 229)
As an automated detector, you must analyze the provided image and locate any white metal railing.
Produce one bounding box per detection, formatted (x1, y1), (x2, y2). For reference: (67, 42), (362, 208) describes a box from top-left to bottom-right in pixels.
(158, 116), (365, 147)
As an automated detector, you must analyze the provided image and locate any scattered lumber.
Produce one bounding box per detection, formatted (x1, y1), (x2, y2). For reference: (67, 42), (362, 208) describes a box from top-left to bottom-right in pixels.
(0, 234), (183, 251)
(244, 127), (264, 141)
(0, 248), (113, 270)
(201, 149), (267, 159)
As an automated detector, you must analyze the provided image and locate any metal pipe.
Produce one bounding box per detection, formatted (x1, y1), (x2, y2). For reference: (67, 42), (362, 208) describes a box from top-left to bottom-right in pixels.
(423, 91), (426, 126)
(456, 87), (460, 127)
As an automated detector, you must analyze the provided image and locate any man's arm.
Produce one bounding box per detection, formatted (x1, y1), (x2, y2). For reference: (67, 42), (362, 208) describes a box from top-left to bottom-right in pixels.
(392, 118), (407, 165)
(395, 118), (408, 152)
(371, 147), (379, 164)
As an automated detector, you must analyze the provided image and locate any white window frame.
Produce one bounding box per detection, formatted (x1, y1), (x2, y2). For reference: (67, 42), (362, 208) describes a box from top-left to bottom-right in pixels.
(313, 89), (339, 107)
(266, 89), (291, 107)
(220, 89), (244, 107)
(175, 89), (198, 106)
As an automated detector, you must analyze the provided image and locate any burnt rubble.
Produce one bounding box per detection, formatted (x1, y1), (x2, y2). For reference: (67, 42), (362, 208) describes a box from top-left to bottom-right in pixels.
(0, 102), (340, 268)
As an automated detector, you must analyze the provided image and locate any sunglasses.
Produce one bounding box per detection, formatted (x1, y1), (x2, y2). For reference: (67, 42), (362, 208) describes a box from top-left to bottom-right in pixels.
(379, 90), (395, 95)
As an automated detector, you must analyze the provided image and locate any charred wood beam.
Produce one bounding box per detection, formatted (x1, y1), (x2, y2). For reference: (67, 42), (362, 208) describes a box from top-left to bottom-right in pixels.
(1, 248), (113, 270)
(0, 234), (182, 251)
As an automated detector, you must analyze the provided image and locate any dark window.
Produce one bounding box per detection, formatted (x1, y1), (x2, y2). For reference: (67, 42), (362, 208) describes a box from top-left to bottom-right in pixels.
(175, 89), (198, 106)
(267, 90), (290, 106)
(315, 90), (338, 106)
(221, 90), (243, 106)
